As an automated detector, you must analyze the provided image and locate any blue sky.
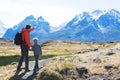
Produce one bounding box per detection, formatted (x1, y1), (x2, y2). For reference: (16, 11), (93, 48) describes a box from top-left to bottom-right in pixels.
(0, 0), (120, 28)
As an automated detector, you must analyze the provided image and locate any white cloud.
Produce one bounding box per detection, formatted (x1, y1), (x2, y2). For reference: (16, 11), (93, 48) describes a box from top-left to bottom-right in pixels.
(0, 0), (120, 28)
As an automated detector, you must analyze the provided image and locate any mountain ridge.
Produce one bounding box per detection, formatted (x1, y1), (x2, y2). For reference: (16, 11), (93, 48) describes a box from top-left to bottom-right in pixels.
(2, 9), (120, 42)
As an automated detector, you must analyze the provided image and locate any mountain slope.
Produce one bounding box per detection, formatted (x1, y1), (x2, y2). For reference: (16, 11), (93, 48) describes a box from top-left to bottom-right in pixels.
(50, 9), (120, 42)
(3, 15), (51, 41)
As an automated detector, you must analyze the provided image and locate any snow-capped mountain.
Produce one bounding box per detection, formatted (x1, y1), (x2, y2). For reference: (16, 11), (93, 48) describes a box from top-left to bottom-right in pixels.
(3, 9), (120, 42)
(3, 15), (51, 42)
(49, 9), (120, 42)
(50, 22), (67, 32)
(0, 21), (7, 37)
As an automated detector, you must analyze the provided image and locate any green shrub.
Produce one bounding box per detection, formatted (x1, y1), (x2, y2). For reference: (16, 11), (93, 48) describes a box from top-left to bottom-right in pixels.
(106, 52), (115, 56)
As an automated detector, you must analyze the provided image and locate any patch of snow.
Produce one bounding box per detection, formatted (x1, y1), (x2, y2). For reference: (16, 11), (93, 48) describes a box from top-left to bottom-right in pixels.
(90, 10), (107, 20)
(98, 24), (107, 33)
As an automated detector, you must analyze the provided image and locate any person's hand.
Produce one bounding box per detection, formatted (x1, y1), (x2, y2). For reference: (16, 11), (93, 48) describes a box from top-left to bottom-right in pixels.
(29, 47), (32, 51)
(29, 47), (32, 49)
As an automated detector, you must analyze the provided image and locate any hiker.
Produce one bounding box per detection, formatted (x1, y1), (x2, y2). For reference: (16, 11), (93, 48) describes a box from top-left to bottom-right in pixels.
(16, 24), (35, 74)
(30, 37), (42, 72)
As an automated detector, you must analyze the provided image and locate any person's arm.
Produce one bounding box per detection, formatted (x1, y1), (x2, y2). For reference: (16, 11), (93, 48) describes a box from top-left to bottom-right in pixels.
(32, 45), (35, 51)
(28, 27), (35, 32)
(39, 45), (42, 55)
(24, 32), (31, 48)
(25, 28), (35, 48)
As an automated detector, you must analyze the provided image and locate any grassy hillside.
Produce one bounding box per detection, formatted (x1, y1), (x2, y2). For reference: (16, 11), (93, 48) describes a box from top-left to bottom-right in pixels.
(36, 41), (120, 80)
(0, 40), (120, 79)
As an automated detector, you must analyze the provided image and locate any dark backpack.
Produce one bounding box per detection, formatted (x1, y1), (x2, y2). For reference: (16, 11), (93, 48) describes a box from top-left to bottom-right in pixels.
(14, 32), (23, 45)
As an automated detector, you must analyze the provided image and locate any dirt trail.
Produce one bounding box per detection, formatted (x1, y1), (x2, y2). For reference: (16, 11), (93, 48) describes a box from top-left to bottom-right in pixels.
(10, 58), (52, 80)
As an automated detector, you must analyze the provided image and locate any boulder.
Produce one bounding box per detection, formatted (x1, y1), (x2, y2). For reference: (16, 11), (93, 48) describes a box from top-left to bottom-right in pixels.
(76, 67), (88, 77)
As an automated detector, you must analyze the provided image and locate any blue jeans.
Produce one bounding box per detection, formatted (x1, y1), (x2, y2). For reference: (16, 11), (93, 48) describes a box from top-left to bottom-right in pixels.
(17, 42), (29, 71)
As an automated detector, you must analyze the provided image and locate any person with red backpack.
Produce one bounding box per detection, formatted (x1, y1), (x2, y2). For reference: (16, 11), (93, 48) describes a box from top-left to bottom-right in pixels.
(16, 24), (35, 74)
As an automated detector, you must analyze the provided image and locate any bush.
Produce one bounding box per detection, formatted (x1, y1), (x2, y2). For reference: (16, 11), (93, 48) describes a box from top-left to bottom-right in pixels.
(38, 69), (63, 80)
(60, 67), (70, 75)
(106, 52), (115, 56)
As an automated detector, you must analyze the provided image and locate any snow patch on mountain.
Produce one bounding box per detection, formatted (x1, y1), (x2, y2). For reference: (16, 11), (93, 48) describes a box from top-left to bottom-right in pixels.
(108, 9), (120, 16)
(50, 22), (67, 32)
(91, 10), (107, 20)
(97, 24), (107, 33)
(72, 14), (84, 26)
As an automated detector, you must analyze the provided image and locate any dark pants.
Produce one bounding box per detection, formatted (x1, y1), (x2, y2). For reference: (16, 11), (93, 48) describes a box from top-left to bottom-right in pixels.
(17, 42), (29, 71)
(34, 55), (39, 69)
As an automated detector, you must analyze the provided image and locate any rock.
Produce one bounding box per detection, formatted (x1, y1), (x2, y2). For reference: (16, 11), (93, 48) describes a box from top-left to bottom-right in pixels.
(104, 65), (113, 70)
(83, 60), (89, 63)
(93, 48), (98, 51)
(75, 52), (82, 54)
(93, 57), (101, 63)
(76, 67), (88, 77)
(116, 77), (120, 80)
(0, 73), (4, 77)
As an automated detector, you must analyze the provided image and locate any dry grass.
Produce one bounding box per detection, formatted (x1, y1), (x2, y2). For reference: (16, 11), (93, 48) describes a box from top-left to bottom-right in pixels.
(42, 40), (105, 54)
(0, 40), (120, 80)
(37, 55), (81, 80)
(0, 40), (88, 80)
(37, 42), (120, 79)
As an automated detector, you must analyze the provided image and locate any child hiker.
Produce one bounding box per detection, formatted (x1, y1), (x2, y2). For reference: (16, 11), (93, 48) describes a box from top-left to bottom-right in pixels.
(31, 37), (42, 71)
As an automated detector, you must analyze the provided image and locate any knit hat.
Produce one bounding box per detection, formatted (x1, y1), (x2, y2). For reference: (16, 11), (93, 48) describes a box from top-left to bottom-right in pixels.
(33, 37), (38, 41)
